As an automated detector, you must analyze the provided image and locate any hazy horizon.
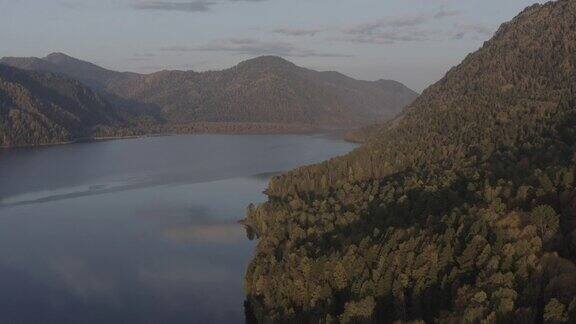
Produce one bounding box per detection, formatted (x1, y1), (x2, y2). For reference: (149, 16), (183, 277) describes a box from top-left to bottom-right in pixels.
(0, 0), (546, 92)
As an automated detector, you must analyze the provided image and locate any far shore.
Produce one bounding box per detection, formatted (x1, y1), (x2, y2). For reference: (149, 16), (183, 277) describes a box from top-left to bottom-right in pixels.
(0, 126), (361, 150)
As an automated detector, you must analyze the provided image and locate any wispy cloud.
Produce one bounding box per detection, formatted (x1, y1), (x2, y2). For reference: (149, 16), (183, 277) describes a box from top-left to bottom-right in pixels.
(348, 15), (430, 35)
(434, 8), (462, 19)
(273, 28), (325, 37)
(340, 14), (435, 44)
(161, 38), (352, 58)
(452, 22), (494, 40)
(334, 8), (494, 45)
(337, 30), (434, 44)
(131, 1), (215, 12)
(130, 0), (268, 12)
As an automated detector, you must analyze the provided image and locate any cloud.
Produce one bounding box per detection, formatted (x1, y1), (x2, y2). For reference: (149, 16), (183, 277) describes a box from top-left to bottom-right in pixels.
(347, 15), (429, 36)
(130, 1), (215, 12)
(340, 15), (434, 44)
(454, 23), (493, 36)
(130, 0), (268, 12)
(49, 257), (115, 299)
(434, 8), (462, 19)
(273, 28), (324, 37)
(452, 22), (494, 40)
(161, 38), (352, 58)
(336, 30), (434, 44)
(337, 8), (484, 45)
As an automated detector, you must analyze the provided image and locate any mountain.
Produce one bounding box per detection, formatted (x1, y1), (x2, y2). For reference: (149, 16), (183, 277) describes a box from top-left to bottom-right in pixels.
(0, 53), (132, 91)
(243, 1), (576, 323)
(1, 54), (418, 129)
(0, 64), (129, 147)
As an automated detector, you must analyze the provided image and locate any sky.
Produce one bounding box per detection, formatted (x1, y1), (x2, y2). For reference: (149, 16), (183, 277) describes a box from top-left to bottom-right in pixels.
(0, 0), (546, 92)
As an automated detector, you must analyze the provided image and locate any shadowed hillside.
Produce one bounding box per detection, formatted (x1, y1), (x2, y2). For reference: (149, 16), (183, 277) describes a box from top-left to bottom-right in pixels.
(0, 64), (131, 147)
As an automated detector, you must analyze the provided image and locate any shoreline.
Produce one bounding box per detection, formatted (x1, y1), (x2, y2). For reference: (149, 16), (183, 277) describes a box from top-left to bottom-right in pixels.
(0, 127), (361, 150)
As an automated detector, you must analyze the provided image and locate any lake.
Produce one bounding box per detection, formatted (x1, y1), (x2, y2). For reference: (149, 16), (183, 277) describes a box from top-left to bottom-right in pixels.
(0, 134), (356, 324)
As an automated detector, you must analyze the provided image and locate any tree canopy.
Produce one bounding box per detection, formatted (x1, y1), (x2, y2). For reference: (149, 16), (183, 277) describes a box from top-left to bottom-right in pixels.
(243, 1), (576, 323)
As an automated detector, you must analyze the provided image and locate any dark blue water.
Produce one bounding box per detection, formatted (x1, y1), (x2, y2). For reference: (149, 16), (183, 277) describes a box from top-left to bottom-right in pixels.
(0, 134), (356, 323)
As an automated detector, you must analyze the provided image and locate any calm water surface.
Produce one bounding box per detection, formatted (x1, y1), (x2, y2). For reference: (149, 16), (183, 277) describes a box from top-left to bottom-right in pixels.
(0, 134), (356, 323)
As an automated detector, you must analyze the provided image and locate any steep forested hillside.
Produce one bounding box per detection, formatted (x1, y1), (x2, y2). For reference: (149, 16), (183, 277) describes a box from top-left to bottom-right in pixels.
(0, 64), (128, 147)
(1, 54), (417, 129)
(244, 1), (576, 322)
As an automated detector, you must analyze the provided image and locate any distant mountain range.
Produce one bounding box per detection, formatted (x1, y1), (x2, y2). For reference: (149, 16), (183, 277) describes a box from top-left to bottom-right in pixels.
(0, 54), (417, 147)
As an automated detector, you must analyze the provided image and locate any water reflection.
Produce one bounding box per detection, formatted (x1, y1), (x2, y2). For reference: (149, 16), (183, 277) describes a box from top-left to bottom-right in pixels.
(0, 134), (356, 323)
(164, 224), (247, 244)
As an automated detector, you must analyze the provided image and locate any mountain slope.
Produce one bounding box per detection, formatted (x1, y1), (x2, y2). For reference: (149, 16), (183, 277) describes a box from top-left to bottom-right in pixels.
(244, 1), (576, 322)
(1, 54), (418, 129)
(0, 64), (125, 147)
(1, 53), (134, 91)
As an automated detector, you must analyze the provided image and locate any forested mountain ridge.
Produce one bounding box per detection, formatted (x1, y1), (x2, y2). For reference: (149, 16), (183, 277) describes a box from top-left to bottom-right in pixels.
(0, 64), (130, 147)
(0, 53), (134, 91)
(244, 0), (576, 323)
(0, 54), (418, 128)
